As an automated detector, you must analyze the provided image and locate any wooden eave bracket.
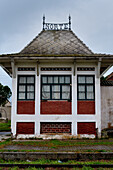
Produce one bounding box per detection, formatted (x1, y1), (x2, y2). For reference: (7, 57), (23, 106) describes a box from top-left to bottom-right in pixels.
(73, 60), (76, 76)
(97, 58), (101, 78)
(37, 61), (39, 76)
(0, 64), (12, 77)
(11, 59), (16, 78)
(100, 64), (112, 78)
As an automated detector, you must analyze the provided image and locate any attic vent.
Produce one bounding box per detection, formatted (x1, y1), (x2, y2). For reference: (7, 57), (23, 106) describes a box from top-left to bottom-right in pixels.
(18, 67), (35, 71)
(77, 67), (95, 71)
(41, 67), (72, 71)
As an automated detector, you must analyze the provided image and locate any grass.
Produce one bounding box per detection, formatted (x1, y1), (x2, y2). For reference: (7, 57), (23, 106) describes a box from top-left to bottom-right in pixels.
(0, 120), (11, 131)
(0, 159), (113, 170)
(0, 138), (113, 152)
(12, 139), (113, 148)
(0, 158), (113, 165)
(0, 167), (97, 170)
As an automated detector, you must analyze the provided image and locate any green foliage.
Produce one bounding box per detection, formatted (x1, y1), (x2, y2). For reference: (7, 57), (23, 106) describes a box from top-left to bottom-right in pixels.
(0, 83), (12, 106)
(12, 139), (113, 148)
(100, 76), (106, 80)
(0, 159), (113, 165)
(0, 120), (11, 131)
(82, 166), (93, 170)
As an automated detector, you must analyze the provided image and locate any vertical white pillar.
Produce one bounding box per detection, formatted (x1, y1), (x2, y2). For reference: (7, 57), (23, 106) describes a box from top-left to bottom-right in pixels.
(11, 77), (17, 136)
(35, 70), (38, 135)
(95, 77), (101, 137)
(72, 62), (77, 135)
(35, 64), (40, 135)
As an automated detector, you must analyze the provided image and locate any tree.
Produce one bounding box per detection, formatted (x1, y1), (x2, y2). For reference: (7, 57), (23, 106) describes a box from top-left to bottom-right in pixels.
(0, 83), (12, 106)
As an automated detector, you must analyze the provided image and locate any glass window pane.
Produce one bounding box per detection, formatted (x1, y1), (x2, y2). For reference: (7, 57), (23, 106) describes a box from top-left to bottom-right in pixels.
(52, 85), (60, 92)
(87, 92), (94, 99)
(62, 85), (70, 92)
(42, 85), (50, 99)
(27, 92), (34, 99)
(87, 85), (93, 92)
(79, 92), (85, 99)
(42, 85), (50, 92)
(52, 85), (60, 99)
(42, 92), (50, 99)
(48, 76), (53, 83)
(78, 76), (85, 83)
(54, 76), (58, 83)
(19, 77), (26, 83)
(59, 76), (64, 83)
(19, 93), (25, 99)
(86, 76), (93, 84)
(42, 76), (47, 83)
(65, 76), (70, 83)
(62, 92), (70, 99)
(19, 85), (25, 92)
(27, 85), (34, 92)
(62, 85), (70, 99)
(78, 85), (85, 92)
(27, 77), (34, 83)
(52, 92), (60, 99)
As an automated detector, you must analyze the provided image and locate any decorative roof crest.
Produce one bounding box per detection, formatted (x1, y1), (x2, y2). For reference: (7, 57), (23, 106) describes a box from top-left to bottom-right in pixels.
(43, 15), (71, 31)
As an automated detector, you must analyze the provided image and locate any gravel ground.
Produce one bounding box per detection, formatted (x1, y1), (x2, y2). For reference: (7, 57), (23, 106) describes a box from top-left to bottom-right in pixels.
(4, 143), (113, 152)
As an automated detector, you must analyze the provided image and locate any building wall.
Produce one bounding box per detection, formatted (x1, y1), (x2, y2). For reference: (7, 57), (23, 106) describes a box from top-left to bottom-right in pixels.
(101, 86), (113, 130)
(0, 102), (11, 120)
(11, 62), (101, 138)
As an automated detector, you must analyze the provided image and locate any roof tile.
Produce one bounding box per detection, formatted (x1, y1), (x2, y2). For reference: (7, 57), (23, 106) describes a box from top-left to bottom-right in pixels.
(20, 30), (93, 55)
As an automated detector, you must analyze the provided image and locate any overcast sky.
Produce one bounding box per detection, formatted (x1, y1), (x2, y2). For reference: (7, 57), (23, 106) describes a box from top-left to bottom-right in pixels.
(0, 0), (113, 90)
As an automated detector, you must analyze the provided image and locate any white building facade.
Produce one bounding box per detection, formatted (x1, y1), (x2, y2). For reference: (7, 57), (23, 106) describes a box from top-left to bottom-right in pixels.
(0, 17), (113, 138)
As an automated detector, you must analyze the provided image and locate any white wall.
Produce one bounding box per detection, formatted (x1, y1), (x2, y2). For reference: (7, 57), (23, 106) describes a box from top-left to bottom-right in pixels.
(101, 86), (113, 129)
(11, 61), (101, 137)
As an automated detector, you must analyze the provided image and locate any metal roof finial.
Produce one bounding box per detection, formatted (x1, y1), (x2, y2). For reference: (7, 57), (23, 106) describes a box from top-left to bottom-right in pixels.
(69, 14), (71, 30)
(43, 14), (45, 30)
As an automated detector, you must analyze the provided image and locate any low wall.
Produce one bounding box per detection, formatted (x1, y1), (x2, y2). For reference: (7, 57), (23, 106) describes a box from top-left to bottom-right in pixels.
(0, 152), (113, 161)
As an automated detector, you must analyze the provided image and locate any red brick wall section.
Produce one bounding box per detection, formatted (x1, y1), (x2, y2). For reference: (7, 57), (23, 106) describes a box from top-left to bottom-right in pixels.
(41, 101), (72, 114)
(77, 101), (95, 114)
(40, 122), (71, 134)
(17, 122), (35, 135)
(77, 122), (96, 135)
(17, 101), (35, 114)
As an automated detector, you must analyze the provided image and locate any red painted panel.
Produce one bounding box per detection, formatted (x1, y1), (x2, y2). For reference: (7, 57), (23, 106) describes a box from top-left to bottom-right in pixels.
(77, 101), (95, 114)
(17, 101), (35, 114)
(41, 101), (72, 114)
(40, 122), (71, 134)
(77, 122), (96, 135)
(108, 76), (113, 81)
(17, 122), (35, 134)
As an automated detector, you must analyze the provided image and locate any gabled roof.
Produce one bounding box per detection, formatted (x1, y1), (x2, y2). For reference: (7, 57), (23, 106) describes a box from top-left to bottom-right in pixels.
(20, 30), (93, 55)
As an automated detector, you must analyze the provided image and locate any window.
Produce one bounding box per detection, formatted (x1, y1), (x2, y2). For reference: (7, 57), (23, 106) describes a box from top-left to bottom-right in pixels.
(41, 75), (71, 100)
(77, 75), (95, 100)
(18, 75), (35, 100)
